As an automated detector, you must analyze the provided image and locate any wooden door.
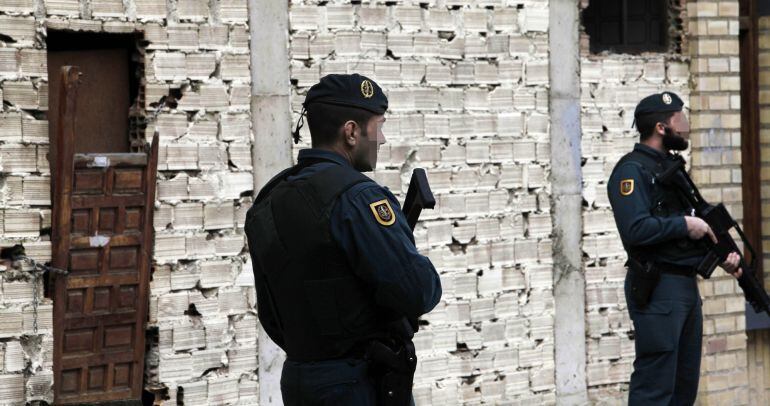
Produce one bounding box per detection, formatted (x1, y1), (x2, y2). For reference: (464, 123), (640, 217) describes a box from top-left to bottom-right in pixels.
(51, 66), (158, 404)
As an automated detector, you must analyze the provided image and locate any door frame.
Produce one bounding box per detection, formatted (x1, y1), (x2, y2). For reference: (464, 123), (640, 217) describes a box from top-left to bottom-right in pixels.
(739, 0), (762, 277)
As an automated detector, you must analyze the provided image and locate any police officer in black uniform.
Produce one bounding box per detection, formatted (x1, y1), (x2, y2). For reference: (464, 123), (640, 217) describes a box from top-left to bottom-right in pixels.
(608, 92), (742, 405)
(245, 74), (442, 405)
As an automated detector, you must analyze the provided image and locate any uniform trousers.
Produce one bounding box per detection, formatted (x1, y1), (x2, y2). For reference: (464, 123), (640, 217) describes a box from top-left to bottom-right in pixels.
(625, 273), (703, 406)
(281, 357), (376, 405)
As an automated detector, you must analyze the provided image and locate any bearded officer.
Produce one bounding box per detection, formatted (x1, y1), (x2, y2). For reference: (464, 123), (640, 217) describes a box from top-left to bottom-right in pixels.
(607, 92), (742, 405)
(245, 73), (442, 405)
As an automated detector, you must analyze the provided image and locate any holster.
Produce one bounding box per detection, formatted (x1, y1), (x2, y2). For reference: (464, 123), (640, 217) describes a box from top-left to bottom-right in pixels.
(627, 256), (660, 308)
(365, 339), (417, 406)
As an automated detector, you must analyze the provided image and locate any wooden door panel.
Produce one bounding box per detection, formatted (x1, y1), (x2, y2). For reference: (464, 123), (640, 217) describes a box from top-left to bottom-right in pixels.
(73, 170), (106, 194)
(114, 169), (144, 194)
(52, 66), (158, 404)
(72, 195), (146, 209)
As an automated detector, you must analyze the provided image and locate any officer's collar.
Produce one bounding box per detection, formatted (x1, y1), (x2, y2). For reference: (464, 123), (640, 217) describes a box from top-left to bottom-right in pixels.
(633, 143), (670, 161)
(297, 148), (352, 168)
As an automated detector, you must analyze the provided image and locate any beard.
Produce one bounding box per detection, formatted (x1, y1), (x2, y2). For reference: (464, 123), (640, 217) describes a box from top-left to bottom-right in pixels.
(663, 131), (689, 151)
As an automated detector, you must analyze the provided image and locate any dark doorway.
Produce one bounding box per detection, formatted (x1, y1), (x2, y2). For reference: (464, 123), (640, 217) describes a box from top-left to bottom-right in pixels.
(47, 31), (141, 154)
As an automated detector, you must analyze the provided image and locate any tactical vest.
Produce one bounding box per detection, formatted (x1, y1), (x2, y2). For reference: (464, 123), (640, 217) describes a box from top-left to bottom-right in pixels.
(245, 163), (387, 361)
(612, 149), (708, 263)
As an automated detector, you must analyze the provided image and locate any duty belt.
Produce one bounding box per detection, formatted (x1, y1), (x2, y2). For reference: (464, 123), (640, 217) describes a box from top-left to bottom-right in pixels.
(655, 262), (697, 278)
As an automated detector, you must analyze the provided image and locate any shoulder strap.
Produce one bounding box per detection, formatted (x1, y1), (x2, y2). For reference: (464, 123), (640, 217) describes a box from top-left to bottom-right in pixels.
(615, 149), (662, 177)
(302, 165), (373, 214)
(255, 165), (303, 204)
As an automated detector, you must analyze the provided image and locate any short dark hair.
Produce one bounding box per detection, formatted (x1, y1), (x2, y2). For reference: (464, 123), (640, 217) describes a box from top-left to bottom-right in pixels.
(306, 103), (375, 147)
(635, 111), (675, 140)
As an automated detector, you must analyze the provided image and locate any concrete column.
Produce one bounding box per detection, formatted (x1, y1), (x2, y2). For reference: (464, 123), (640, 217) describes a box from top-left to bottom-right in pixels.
(248, 1), (292, 404)
(549, 1), (588, 404)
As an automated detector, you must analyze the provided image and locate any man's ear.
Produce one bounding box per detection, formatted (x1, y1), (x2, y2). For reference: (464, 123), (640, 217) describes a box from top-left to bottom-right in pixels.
(655, 122), (667, 136)
(343, 120), (358, 146)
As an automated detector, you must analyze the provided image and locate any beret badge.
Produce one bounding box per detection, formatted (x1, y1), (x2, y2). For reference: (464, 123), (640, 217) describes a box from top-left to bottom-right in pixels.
(662, 93), (672, 105)
(361, 79), (374, 99)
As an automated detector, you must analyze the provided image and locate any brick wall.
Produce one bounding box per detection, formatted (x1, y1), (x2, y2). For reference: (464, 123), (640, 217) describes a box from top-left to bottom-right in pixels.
(687, 1), (750, 403)
(289, 1), (555, 403)
(0, 0), (257, 404)
(580, 51), (691, 402)
(578, 0), (691, 402)
(580, 0), (753, 404)
(0, 260), (53, 404)
(0, 0), (760, 404)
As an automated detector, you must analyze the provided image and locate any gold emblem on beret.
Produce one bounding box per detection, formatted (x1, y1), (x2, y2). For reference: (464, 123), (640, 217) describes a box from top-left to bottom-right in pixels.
(369, 199), (396, 226)
(662, 93), (672, 105)
(361, 79), (374, 99)
(620, 179), (634, 196)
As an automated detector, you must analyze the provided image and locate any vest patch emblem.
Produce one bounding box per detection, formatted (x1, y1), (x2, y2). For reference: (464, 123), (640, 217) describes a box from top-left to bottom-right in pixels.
(369, 199), (396, 226)
(620, 179), (634, 196)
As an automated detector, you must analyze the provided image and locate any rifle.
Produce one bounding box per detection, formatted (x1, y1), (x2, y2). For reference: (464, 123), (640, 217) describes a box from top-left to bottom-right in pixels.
(658, 155), (770, 318)
(402, 168), (436, 231)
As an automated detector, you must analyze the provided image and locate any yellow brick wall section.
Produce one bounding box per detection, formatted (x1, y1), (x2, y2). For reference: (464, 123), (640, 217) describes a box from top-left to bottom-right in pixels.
(688, 1), (749, 404)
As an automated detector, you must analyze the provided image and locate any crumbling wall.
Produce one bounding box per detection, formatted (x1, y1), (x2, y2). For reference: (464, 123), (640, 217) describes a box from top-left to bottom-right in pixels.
(0, 0), (257, 404)
(289, 1), (555, 403)
(0, 260), (54, 405)
(581, 0), (752, 404)
(578, 0), (691, 403)
(0, 1), (58, 404)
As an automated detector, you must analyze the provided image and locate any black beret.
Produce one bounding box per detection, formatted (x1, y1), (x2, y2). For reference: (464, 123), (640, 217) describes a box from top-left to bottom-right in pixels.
(303, 73), (388, 115)
(634, 91), (684, 119)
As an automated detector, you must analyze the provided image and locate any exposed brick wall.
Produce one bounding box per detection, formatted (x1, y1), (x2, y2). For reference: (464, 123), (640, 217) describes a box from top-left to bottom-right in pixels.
(578, 0), (691, 400)
(580, 0), (753, 404)
(289, 1), (555, 403)
(0, 260), (53, 404)
(687, 1), (749, 403)
(0, 0), (256, 404)
(0, 0), (760, 404)
(1, 2), (57, 403)
(580, 51), (692, 406)
(581, 47), (689, 401)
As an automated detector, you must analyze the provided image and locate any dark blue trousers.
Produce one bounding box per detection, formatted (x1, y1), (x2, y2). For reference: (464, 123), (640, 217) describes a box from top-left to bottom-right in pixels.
(281, 358), (376, 405)
(625, 273), (703, 406)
